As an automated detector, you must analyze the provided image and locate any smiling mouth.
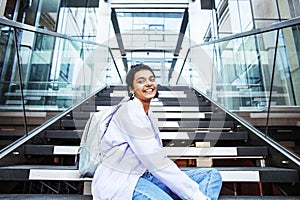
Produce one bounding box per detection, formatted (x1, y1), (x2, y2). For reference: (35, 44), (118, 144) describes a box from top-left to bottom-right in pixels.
(144, 88), (154, 92)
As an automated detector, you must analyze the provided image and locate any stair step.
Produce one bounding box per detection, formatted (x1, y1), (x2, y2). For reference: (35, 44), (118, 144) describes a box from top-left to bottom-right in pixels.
(97, 105), (210, 112)
(73, 111), (226, 120)
(24, 145), (267, 157)
(97, 105), (214, 112)
(0, 165), (297, 183)
(95, 95), (124, 100)
(60, 119), (87, 128)
(44, 130), (83, 140)
(59, 119), (236, 130)
(24, 145), (79, 155)
(156, 112), (205, 119)
(157, 85), (190, 91)
(154, 112), (228, 120)
(78, 105), (97, 112)
(178, 121), (235, 128)
(0, 129), (25, 139)
(155, 101), (210, 106)
(160, 131), (248, 141)
(0, 111), (47, 117)
(94, 101), (122, 106)
(165, 146), (268, 157)
(43, 130), (247, 141)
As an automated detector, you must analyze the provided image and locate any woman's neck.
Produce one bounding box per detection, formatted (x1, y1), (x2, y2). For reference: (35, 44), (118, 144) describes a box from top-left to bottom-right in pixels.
(137, 98), (151, 114)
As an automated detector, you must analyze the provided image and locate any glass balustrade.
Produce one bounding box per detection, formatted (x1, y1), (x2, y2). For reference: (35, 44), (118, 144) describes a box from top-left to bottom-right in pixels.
(178, 20), (300, 157)
(0, 21), (124, 151)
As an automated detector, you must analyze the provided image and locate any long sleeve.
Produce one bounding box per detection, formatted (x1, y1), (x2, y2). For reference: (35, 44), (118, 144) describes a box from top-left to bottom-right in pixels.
(114, 99), (206, 200)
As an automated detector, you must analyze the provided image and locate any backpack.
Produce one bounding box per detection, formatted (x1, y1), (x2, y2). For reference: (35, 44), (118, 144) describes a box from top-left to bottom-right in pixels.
(78, 103), (123, 178)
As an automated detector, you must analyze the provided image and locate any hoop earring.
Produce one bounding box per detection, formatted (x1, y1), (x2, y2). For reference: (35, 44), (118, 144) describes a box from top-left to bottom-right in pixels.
(154, 91), (159, 98)
(129, 92), (135, 100)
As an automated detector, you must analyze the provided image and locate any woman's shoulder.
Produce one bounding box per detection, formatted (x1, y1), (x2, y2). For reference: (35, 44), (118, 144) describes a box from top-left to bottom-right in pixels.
(114, 99), (149, 125)
(118, 98), (143, 111)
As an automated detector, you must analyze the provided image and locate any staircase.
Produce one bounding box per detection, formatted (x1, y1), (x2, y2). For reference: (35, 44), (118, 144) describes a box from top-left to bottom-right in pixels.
(0, 85), (299, 199)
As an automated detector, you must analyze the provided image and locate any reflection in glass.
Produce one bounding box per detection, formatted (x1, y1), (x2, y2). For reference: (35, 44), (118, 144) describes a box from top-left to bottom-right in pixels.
(0, 26), (26, 148)
(0, 23), (124, 153)
(186, 23), (300, 156)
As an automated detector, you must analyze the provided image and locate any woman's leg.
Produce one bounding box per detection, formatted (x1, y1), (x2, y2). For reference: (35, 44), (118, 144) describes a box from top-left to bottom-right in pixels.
(133, 177), (173, 200)
(185, 168), (222, 200)
(133, 168), (222, 200)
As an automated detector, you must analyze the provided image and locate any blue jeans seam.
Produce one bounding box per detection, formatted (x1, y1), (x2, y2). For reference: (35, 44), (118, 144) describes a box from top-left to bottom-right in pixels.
(133, 190), (152, 200)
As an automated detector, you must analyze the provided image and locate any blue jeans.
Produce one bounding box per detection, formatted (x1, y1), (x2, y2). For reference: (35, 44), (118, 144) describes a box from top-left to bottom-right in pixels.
(132, 168), (222, 200)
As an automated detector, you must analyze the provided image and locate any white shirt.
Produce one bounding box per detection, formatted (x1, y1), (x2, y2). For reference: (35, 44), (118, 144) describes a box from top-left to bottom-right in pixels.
(92, 98), (204, 200)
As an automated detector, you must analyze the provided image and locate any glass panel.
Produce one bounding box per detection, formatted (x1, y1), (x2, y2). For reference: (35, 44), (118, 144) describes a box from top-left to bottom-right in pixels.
(189, 44), (214, 93)
(0, 24), (123, 152)
(238, 0), (253, 31)
(81, 42), (112, 93)
(283, 25), (300, 104)
(116, 12), (183, 51)
(218, 7), (233, 37)
(0, 25), (26, 148)
(106, 50), (126, 86)
(251, 0), (280, 28)
(57, 6), (101, 42)
(228, 0), (241, 33)
(278, 0), (300, 19)
(23, 0), (39, 26)
(18, 32), (110, 111)
(252, 0), (279, 19)
(4, 0), (17, 20)
(220, 0), (253, 36)
(185, 23), (300, 157)
(267, 28), (300, 156)
(14, 0), (60, 30)
(38, 0), (61, 31)
(277, 0), (292, 19)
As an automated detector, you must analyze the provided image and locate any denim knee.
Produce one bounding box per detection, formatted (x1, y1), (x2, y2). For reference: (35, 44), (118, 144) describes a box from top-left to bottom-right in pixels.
(210, 168), (222, 183)
(209, 168), (221, 176)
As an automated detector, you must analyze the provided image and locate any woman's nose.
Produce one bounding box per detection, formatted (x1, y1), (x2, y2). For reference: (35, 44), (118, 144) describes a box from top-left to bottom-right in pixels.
(145, 80), (152, 86)
(147, 79), (156, 86)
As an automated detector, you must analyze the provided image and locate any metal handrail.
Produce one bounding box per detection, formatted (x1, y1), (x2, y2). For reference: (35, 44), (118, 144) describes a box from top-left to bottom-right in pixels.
(0, 17), (104, 47)
(192, 16), (300, 48)
(193, 87), (300, 167)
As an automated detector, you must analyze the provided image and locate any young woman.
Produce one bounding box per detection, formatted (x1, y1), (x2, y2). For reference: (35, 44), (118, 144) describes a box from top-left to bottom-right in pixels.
(92, 64), (222, 200)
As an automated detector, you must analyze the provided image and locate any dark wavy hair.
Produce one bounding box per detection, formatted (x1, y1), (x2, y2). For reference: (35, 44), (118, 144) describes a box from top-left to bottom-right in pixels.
(125, 64), (155, 91)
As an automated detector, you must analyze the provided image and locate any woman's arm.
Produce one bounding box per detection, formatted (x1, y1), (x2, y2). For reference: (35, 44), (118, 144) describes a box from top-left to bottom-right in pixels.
(116, 104), (207, 200)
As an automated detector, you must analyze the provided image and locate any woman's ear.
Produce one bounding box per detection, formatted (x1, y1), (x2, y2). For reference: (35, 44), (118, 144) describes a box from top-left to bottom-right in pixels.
(128, 91), (135, 100)
(128, 87), (135, 100)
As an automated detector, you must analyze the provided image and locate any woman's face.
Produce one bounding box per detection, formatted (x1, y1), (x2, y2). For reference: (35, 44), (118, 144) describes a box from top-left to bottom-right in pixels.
(131, 69), (157, 102)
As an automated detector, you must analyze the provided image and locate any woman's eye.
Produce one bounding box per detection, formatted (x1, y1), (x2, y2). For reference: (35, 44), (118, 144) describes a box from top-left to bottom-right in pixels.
(137, 80), (145, 84)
